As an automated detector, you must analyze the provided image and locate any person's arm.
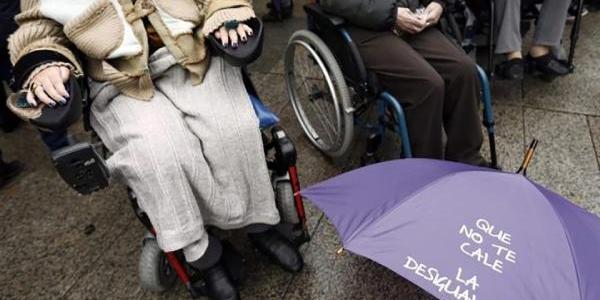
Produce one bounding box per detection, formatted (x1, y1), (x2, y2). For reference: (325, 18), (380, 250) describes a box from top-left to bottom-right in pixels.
(8, 1), (81, 106)
(201, 0), (256, 42)
(320, 0), (399, 31)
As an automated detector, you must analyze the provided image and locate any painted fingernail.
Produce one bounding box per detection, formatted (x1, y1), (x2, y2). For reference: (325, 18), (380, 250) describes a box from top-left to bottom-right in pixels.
(232, 42), (238, 48)
(241, 36), (247, 42)
(48, 102), (56, 107)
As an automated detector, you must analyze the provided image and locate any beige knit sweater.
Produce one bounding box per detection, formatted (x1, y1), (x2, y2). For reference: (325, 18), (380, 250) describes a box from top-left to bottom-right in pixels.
(8, 0), (256, 101)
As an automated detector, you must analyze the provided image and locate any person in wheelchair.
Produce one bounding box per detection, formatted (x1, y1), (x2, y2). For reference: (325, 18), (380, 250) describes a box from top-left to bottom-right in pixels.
(494, 0), (571, 80)
(7, 1), (302, 299)
(321, 0), (487, 166)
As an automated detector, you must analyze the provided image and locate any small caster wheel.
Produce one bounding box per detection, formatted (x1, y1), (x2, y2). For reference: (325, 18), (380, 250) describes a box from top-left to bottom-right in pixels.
(139, 238), (177, 293)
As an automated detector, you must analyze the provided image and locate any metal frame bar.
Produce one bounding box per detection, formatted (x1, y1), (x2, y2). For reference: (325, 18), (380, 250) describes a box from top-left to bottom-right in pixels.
(476, 66), (498, 169)
(568, 0), (584, 70)
(378, 92), (413, 158)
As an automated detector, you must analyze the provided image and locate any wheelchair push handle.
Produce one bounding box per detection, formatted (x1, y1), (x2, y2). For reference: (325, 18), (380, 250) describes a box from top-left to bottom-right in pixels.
(207, 18), (264, 67)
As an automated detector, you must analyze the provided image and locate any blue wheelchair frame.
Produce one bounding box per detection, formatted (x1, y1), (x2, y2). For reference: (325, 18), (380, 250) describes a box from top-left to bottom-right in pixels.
(305, 4), (498, 168)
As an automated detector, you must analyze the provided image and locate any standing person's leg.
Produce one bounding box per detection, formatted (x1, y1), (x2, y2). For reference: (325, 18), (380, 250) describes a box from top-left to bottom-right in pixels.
(348, 27), (445, 159)
(404, 28), (485, 165)
(494, 0), (527, 80)
(494, 0), (523, 56)
(0, 148), (24, 189)
(523, 0), (571, 77)
(531, 0), (570, 56)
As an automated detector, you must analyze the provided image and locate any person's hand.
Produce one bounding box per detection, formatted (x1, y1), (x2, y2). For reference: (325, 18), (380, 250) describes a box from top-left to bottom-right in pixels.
(396, 8), (428, 34)
(424, 2), (444, 26)
(27, 66), (70, 107)
(214, 22), (254, 48)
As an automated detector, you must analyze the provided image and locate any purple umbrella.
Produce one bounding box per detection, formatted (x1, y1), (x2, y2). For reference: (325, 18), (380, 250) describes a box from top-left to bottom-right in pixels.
(301, 159), (600, 300)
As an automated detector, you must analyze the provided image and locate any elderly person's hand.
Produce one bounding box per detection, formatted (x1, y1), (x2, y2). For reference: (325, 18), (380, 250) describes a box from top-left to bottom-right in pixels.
(214, 22), (254, 48)
(26, 65), (71, 107)
(396, 8), (428, 34)
(425, 2), (444, 26)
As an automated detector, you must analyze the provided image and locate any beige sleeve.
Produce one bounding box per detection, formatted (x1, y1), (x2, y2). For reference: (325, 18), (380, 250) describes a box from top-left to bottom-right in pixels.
(8, 0), (82, 71)
(201, 0), (256, 36)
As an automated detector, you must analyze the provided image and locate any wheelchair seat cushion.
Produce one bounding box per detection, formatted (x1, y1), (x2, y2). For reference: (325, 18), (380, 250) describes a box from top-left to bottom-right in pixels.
(249, 94), (279, 129)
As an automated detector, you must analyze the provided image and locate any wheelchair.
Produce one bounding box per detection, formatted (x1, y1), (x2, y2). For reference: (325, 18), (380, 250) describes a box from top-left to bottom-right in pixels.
(284, 4), (498, 168)
(30, 19), (309, 299)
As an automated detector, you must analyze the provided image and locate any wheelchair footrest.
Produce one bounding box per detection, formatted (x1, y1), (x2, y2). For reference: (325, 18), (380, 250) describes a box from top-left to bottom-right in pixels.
(51, 142), (109, 195)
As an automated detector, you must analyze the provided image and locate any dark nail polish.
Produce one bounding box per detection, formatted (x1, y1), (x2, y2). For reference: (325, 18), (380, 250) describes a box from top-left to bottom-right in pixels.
(48, 102), (56, 108)
(232, 42), (238, 48)
(241, 36), (247, 42)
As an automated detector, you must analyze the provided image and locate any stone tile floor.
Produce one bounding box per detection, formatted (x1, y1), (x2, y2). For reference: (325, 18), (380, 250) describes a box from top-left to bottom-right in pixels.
(1, 2), (598, 299)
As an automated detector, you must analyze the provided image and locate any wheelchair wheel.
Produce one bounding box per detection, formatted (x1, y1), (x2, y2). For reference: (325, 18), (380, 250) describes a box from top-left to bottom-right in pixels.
(275, 180), (300, 224)
(139, 238), (177, 293)
(285, 30), (354, 158)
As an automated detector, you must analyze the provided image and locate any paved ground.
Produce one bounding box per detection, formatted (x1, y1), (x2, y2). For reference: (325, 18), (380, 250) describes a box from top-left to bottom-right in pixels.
(1, 2), (599, 299)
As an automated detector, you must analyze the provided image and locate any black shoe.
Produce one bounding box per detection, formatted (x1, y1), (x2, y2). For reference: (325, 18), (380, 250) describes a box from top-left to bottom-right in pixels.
(203, 263), (240, 300)
(248, 229), (303, 273)
(525, 54), (570, 81)
(0, 160), (24, 190)
(496, 58), (524, 80)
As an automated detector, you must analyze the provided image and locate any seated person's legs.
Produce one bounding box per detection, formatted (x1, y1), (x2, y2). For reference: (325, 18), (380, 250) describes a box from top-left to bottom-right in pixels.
(495, 0), (570, 80)
(348, 27), (484, 165)
(90, 51), (301, 298)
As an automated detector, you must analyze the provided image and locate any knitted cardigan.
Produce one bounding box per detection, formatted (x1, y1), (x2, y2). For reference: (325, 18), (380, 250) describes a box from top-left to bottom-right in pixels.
(8, 0), (255, 101)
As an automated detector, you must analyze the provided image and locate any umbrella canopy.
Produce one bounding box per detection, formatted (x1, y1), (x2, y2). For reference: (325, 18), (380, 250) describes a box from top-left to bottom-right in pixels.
(301, 159), (600, 300)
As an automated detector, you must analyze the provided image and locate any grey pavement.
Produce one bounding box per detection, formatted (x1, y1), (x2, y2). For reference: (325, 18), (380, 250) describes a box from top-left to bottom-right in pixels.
(1, 2), (599, 299)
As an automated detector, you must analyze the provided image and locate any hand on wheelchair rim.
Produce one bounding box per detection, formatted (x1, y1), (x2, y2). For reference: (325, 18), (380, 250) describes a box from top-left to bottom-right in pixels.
(26, 66), (71, 108)
(214, 22), (254, 49)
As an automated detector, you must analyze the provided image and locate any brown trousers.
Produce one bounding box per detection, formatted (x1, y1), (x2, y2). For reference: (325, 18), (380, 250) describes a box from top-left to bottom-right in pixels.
(348, 27), (484, 164)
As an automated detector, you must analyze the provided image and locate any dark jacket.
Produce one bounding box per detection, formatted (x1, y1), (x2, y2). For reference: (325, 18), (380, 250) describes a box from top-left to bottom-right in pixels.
(0, 0), (19, 80)
(320, 0), (445, 31)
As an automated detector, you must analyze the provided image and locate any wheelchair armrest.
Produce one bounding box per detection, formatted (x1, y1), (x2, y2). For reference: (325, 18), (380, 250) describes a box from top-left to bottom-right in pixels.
(18, 75), (87, 132)
(207, 18), (264, 67)
(303, 3), (346, 28)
